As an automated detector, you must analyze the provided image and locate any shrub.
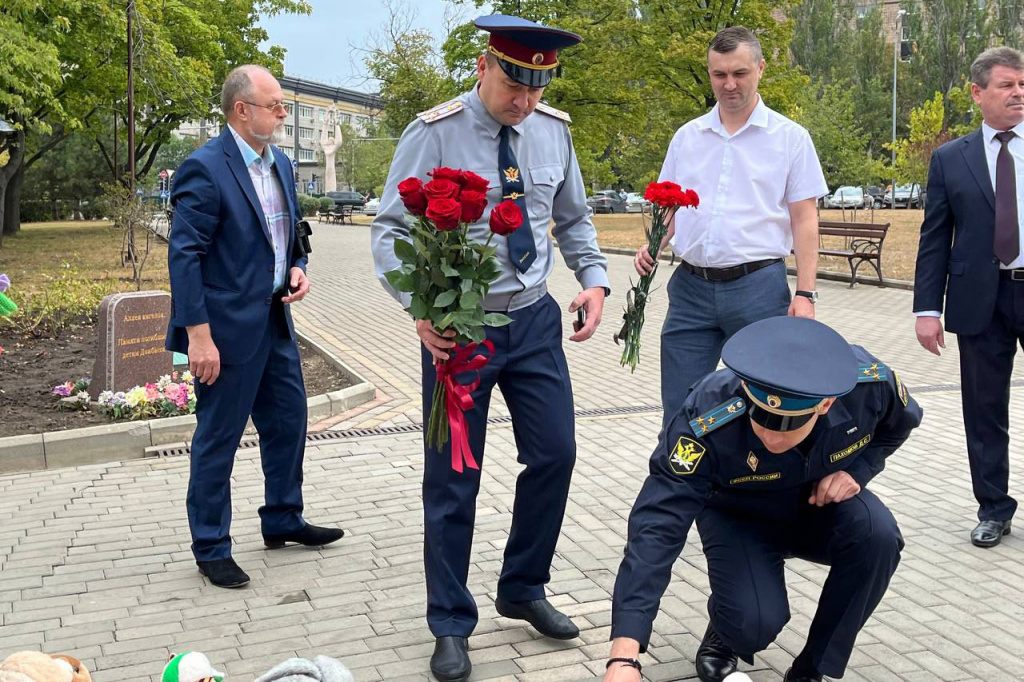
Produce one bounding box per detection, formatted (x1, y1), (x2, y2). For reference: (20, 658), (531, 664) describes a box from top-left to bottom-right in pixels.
(297, 194), (320, 218)
(319, 197), (334, 211)
(5, 263), (114, 338)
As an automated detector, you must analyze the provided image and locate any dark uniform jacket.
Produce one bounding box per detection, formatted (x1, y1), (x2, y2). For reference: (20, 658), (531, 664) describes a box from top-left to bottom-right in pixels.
(610, 346), (923, 649)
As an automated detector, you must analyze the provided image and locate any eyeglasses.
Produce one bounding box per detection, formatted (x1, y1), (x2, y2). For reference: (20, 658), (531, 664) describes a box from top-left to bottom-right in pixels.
(242, 101), (289, 115)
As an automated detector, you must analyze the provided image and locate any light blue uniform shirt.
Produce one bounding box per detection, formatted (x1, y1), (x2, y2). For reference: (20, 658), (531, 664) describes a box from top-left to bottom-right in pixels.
(371, 86), (609, 312)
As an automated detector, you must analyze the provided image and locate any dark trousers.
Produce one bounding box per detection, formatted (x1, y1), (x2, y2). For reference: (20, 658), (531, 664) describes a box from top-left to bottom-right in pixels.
(420, 294), (576, 637)
(957, 275), (1022, 522)
(696, 489), (903, 678)
(660, 262), (790, 428)
(187, 300), (307, 561)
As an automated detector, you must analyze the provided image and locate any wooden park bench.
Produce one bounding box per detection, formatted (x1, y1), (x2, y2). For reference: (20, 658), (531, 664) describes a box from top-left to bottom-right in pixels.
(818, 220), (890, 287)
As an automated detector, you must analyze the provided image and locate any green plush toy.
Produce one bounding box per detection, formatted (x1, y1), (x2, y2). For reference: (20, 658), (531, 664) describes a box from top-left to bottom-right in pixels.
(161, 652), (224, 682)
(0, 274), (16, 317)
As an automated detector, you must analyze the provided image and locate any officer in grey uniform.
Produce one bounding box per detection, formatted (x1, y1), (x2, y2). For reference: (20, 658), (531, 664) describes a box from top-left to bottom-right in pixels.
(371, 14), (609, 682)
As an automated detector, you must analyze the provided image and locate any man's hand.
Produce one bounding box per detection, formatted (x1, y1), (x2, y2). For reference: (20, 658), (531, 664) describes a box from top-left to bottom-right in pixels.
(915, 316), (945, 356)
(809, 470), (861, 507)
(186, 323), (221, 385)
(282, 267), (311, 304)
(634, 212), (676, 275)
(569, 287), (606, 342)
(788, 295), (815, 319)
(417, 319), (456, 362)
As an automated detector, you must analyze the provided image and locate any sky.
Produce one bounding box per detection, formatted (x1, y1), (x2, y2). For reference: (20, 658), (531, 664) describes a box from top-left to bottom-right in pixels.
(259, 1), (477, 93)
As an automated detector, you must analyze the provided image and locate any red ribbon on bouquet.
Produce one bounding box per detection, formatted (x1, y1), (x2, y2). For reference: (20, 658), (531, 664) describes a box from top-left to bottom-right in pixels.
(435, 340), (495, 473)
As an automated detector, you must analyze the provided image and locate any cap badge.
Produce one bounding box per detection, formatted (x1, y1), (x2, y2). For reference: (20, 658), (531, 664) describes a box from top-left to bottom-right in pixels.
(532, 52), (545, 65)
(766, 394), (782, 409)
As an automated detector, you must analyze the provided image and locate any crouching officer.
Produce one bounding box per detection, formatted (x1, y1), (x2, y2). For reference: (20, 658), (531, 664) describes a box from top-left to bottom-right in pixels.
(603, 317), (923, 682)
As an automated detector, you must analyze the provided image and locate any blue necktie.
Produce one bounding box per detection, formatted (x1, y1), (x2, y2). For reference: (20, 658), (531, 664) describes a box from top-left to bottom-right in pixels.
(499, 125), (536, 273)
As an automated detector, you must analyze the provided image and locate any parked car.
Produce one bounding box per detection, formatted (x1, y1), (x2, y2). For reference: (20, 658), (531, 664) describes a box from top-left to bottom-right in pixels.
(625, 192), (651, 213)
(884, 183), (922, 208)
(325, 190), (366, 208)
(586, 190), (628, 214)
(362, 197), (380, 215)
(824, 186), (866, 209)
(865, 186), (884, 208)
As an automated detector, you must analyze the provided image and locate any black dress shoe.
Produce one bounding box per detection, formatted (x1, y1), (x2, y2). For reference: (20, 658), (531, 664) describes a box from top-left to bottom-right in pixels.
(430, 636), (471, 682)
(196, 557), (250, 588)
(696, 623), (738, 682)
(264, 523), (345, 549)
(784, 668), (823, 682)
(494, 597), (580, 640)
(971, 519), (1011, 547)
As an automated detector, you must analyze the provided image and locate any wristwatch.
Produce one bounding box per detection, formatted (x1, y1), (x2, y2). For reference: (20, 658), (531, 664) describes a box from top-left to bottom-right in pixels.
(795, 290), (818, 303)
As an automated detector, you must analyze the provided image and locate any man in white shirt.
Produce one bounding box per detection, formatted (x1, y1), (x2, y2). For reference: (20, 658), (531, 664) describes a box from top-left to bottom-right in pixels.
(914, 46), (1024, 548)
(636, 27), (827, 426)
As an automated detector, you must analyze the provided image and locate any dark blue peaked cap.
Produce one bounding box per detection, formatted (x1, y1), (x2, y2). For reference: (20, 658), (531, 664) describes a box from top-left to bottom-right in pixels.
(474, 14), (582, 87)
(722, 317), (859, 431)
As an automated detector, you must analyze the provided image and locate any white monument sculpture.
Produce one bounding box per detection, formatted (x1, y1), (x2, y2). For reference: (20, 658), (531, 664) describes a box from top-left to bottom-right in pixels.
(319, 107), (343, 193)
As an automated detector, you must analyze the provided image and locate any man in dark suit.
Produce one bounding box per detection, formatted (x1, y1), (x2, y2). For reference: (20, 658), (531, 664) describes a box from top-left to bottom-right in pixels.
(914, 46), (1024, 548)
(166, 65), (343, 587)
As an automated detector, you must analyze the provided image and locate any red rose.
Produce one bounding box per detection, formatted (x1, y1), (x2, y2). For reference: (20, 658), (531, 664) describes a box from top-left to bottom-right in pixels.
(460, 171), (490, 193)
(424, 178), (460, 202)
(398, 177), (427, 216)
(488, 200), (523, 236)
(685, 189), (699, 208)
(426, 197), (462, 231)
(459, 190), (488, 224)
(430, 167), (463, 183)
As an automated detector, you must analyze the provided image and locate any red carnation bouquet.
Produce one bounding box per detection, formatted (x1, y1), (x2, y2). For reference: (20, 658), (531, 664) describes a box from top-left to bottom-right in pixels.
(385, 167), (524, 470)
(614, 181), (699, 372)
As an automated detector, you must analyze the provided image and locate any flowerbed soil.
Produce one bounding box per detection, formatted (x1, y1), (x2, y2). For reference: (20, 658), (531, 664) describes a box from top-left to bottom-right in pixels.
(0, 320), (354, 439)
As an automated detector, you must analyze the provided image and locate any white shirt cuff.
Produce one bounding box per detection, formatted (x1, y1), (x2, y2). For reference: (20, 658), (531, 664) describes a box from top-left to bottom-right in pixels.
(914, 310), (941, 318)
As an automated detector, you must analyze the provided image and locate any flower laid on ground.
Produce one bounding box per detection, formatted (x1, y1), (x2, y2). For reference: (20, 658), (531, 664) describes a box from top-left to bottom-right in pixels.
(52, 378), (91, 411)
(614, 181), (700, 372)
(384, 167), (522, 471)
(97, 370), (197, 420)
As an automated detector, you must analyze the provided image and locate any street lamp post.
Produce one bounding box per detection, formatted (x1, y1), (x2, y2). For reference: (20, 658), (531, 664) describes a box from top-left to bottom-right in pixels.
(891, 8), (907, 208)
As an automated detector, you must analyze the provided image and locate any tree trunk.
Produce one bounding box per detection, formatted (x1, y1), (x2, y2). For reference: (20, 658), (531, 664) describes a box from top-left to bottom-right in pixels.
(0, 179), (6, 248)
(0, 127), (26, 241)
(4, 158), (25, 235)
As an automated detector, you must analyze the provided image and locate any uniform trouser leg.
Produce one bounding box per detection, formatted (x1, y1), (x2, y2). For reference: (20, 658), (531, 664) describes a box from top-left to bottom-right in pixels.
(957, 277), (1020, 522)
(696, 508), (791, 662)
(496, 295), (576, 603)
(250, 303), (307, 536)
(790, 489), (904, 678)
(421, 334), (502, 637)
(660, 263), (790, 430)
(187, 315), (275, 561)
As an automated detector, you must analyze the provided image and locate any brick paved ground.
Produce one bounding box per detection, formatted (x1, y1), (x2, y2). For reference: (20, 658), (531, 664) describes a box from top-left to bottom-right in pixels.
(1, 222), (1023, 681)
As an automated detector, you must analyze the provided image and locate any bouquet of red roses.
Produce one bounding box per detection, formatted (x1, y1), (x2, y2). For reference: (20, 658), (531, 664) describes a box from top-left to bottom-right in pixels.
(614, 181), (699, 372)
(385, 167), (524, 471)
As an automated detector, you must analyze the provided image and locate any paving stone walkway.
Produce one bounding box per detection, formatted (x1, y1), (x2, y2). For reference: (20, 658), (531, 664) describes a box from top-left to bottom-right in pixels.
(1, 222), (1023, 681)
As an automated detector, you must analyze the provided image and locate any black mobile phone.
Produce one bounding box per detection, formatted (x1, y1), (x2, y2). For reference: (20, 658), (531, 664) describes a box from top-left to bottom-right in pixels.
(577, 307), (586, 327)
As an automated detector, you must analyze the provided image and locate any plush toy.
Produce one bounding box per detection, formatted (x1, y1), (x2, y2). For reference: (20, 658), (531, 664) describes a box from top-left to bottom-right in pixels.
(162, 652), (224, 682)
(0, 274), (16, 317)
(51, 656), (91, 682)
(253, 656), (354, 682)
(0, 651), (72, 682)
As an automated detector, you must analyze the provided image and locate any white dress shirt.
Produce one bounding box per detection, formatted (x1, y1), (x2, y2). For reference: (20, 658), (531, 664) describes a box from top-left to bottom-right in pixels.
(658, 96), (828, 268)
(228, 125), (289, 292)
(916, 120), (1024, 318)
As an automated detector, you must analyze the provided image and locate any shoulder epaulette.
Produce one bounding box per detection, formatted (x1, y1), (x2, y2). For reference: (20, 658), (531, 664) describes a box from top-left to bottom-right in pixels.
(416, 100), (464, 124)
(535, 101), (572, 123)
(857, 363), (889, 382)
(689, 398), (746, 436)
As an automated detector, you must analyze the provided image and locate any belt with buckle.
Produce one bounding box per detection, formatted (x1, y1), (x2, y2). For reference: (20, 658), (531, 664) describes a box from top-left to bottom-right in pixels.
(680, 258), (784, 282)
(1001, 268), (1024, 281)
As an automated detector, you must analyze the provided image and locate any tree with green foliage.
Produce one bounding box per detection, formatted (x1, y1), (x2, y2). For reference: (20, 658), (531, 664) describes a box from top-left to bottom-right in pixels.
(886, 91), (947, 185)
(22, 132), (110, 222)
(792, 79), (876, 189)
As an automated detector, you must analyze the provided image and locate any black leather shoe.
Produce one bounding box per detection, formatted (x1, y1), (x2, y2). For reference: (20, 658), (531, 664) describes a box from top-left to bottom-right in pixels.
(197, 557), (250, 588)
(971, 519), (1011, 547)
(430, 636), (471, 682)
(494, 597), (579, 640)
(784, 668), (823, 682)
(696, 623), (738, 682)
(264, 523), (345, 549)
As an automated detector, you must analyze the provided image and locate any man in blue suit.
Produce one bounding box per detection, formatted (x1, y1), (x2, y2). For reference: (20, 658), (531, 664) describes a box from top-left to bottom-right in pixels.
(166, 65), (343, 588)
(914, 46), (1024, 548)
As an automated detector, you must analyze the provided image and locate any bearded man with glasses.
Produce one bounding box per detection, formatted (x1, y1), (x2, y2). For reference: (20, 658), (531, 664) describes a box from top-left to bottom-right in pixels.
(165, 64), (343, 589)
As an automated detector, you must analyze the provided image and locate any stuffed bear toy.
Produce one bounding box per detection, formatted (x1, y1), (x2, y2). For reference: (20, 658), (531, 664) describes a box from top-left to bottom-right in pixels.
(0, 651), (91, 682)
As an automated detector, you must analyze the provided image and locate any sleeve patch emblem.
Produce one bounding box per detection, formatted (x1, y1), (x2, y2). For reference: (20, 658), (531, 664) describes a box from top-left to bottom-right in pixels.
(893, 370), (909, 406)
(669, 437), (706, 475)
